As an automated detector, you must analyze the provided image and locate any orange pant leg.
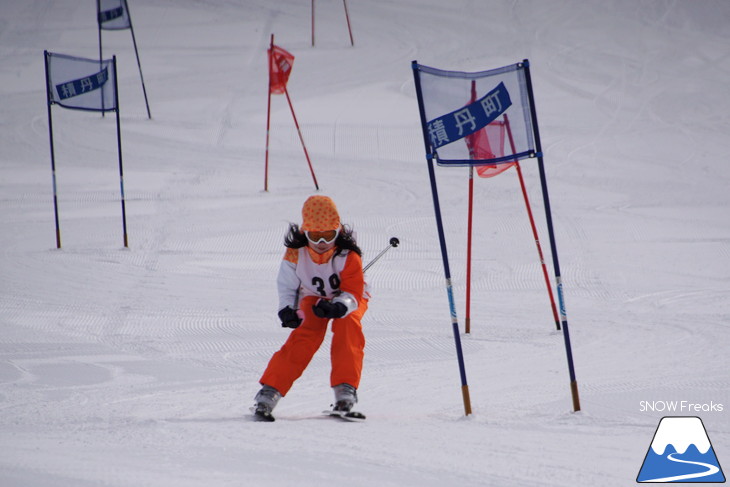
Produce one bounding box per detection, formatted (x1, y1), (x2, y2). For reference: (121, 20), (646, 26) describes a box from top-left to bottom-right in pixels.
(330, 298), (367, 389)
(259, 296), (329, 396)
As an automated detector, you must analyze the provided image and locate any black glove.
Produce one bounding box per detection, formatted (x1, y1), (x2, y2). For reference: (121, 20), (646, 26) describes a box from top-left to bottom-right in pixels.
(312, 300), (348, 319)
(278, 306), (302, 329)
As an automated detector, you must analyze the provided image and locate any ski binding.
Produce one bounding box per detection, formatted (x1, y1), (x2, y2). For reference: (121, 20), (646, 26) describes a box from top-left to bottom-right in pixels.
(250, 406), (275, 422)
(322, 410), (366, 422)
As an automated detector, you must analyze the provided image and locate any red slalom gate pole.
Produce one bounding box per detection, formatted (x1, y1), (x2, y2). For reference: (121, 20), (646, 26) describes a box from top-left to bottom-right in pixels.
(264, 86), (272, 192)
(264, 35), (274, 191)
(464, 80), (477, 334)
(505, 114), (560, 330)
(515, 161), (560, 330)
(466, 165), (474, 334)
(283, 87), (319, 190)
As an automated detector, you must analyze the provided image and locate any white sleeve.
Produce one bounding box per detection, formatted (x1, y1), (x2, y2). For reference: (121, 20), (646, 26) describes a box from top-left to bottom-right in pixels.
(277, 260), (300, 311)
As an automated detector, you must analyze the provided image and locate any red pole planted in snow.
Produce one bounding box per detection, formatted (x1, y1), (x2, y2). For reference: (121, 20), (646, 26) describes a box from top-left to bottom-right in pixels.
(504, 114), (560, 331)
(283, 87), (319, 190)
(515, 160), (560, 331)
(466, 165), (474, 334)
(465, 80), (477, 334)
(264, 34), (274, 191)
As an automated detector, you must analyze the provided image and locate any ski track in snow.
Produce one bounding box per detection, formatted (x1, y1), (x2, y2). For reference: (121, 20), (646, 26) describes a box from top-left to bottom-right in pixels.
(2, 0), (730, 486)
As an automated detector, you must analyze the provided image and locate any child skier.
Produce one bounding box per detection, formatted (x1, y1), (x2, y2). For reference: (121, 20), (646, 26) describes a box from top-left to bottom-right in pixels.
(253, 195), (368, 421)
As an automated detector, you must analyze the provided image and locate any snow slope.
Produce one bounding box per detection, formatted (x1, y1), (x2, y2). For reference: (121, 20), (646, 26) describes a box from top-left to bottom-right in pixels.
(1, 1), (728, 485)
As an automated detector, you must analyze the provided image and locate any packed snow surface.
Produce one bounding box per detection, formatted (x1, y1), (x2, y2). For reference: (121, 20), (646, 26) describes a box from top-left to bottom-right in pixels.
(1, 1), (729, 486)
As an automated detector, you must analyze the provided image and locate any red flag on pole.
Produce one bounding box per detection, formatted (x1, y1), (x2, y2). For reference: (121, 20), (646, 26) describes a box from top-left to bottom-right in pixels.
(269, 44), (294, 95)
(466, 122), (516, 178)
(264, 35), (319, 191)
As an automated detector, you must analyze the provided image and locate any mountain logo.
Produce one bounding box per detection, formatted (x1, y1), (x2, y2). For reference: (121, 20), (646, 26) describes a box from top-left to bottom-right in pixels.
(637, 416), (725, 483)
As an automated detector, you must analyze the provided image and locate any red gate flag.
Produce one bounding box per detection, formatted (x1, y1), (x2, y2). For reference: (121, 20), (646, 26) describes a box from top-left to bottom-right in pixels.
(466, 122), (516, 178)
(264, 35), (319, 191)
(269, 44), (295, 94)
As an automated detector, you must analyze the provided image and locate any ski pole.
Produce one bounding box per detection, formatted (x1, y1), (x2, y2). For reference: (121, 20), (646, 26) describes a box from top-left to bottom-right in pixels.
(363, 237), (399, 272)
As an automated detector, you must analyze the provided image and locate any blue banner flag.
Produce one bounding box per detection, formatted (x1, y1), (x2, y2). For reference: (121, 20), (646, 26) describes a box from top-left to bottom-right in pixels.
(98, 6), (124, 24)
(97, 0), (150, 119)
(427, 82), (511, 149)
(413, 61), (538, 166)
(45, 52), (117, 112)
(55, 67), (109, 101)
(97, 0), (131, 30)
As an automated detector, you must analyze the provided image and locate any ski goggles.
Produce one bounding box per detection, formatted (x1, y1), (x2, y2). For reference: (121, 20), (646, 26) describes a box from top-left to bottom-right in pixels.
(305, 228), (339, 244)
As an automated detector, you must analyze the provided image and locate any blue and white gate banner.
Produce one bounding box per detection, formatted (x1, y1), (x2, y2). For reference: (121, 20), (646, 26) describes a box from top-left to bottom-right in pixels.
(427, 82), (511, 149)
(46, 52), (117, 112)
(98, 0), (131, 30)
(414, 61), (538, 166)
(55, 67), (109, 101)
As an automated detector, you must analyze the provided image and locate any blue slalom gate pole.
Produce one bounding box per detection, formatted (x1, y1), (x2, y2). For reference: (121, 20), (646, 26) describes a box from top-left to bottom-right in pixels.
(44, 51), (62, 249)
(112, 56), (129, 248)
(125, 0), (152, 119)
(412, 61), (472, 416)
(522, 59), (580, 412)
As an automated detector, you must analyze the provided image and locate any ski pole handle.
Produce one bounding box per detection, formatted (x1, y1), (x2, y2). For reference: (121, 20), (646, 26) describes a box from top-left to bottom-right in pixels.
(363, 237), (399, 272)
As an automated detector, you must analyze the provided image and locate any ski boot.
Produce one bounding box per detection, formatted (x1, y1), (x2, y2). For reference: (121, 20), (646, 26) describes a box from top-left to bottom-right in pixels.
(328, 383), (365, 420)
(333, 383), (357, 412)
(253, 385), (281, 422)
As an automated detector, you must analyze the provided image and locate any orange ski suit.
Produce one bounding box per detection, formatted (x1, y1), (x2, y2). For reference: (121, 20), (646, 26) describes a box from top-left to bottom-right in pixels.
(259, 248), (367, 396)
